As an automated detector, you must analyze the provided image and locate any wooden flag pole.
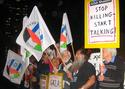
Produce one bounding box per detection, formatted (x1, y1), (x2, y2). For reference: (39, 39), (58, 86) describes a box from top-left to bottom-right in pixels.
(53, 44), (67, 69)
(100, 48), (104, 76)
(48, 58), (59, 73)
(100, 48), (103, 65)
(44, 52), (56, 71)
(71, 43), (76, 61)
(54, 44), (73, 80)
(49, 58), (55, 68)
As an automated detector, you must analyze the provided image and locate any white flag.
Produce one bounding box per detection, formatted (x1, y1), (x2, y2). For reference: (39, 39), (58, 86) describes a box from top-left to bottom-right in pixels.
(16, 6), (55, 61)
(20, 16), (31, 66)
(60, 13), (73, 52)
(22, 16), (28, 29)
(3, 50), (27, 84)
(20, 46), (31, 68)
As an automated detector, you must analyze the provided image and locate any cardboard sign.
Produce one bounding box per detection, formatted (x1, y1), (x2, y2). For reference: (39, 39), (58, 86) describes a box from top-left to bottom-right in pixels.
(40, 74), (48, 89)
(48, 73), (63, 89)
(88, 53), (101, 75)
(84, 0), (120, 48)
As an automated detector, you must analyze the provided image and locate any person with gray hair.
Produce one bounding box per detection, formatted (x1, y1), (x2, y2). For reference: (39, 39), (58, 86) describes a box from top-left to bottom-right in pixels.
(98, 48), (125, 89)
(105, 48), (117, 56)
(70, 48), (96, 89)
(58, 49), (73, 89)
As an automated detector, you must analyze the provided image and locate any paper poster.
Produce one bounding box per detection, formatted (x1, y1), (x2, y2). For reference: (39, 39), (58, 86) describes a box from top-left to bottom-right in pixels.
(88, 53), (101, 75)
(40, 74), (48, 89)
(48, 73), (63, 89)
(84, 0), (120, 48)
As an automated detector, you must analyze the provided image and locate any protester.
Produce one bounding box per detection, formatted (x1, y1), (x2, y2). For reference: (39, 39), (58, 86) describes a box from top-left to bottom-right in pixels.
(98, 48), (125, 89)
(45, 46), (56, 60)
(32, 47), (58, 89)
(51, 57), (60, 73)
(32, 53), (50, 89)
(58, 49), (73, 89)
(70, 48), (96, 89)
(24, 56), (37, 89)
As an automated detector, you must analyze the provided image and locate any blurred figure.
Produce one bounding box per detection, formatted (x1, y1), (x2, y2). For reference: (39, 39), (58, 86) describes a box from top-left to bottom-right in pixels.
(24, 57), (37, 89)
(51, 57), (60, 73)
(70, 48), (96, 89)
(45, 46), (56, 59)
(42, 52), (53, 73)
(59, 50), (72, 89)
(98, 48), (125, 89)
(35, 52), (51, 89)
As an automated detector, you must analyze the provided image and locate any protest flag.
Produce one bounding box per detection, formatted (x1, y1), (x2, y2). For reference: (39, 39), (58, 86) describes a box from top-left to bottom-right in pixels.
(3, 50), (28, 84)
(16, 6), (55, 61)
(60, 13), (73, 52)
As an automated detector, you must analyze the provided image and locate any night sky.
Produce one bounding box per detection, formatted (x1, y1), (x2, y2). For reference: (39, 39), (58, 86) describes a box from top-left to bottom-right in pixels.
(0, 0), (125, 89)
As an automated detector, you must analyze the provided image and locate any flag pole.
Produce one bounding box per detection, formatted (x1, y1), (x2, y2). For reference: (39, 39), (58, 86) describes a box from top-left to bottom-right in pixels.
(71, 43), (76, 61)
(44, 52), (57, 72)
(100, 48), (103, 65)
(53, 44), (67, 69)
(48, 58), (58, 73)
(100, 48), (104, 75)
(54, 43), (73, 80)
(49, 58), (55, 69)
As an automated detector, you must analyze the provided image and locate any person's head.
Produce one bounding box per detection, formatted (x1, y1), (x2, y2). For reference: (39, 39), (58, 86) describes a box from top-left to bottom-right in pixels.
(102, 48), (117, 62)
(71, 48), (91, 71)
(61, 50), (71, 63)
(75, 48), (90, 62)
(52, 57), (60, 68)
(42, 52), (49, 63)
(30, 56), (37, 65)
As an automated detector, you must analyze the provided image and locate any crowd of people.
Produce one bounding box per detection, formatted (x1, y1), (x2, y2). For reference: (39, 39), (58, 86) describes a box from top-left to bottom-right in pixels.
(19, 46), (125, 89)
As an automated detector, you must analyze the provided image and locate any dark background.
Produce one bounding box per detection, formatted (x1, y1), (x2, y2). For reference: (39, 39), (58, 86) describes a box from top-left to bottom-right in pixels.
(0, 0), (125, 89)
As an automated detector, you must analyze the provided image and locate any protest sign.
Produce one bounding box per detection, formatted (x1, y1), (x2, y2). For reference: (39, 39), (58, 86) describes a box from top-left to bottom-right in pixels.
(84, 0), (120, 48)
(48, 73), (63, 89)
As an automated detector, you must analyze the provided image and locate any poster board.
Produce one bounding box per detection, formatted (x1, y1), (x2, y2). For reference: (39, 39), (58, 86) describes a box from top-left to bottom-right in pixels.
(48, 73), (63, 89)
(40, 74), (48, 89)
(88, 53), (101, 75)
(84, 0), (120, 48)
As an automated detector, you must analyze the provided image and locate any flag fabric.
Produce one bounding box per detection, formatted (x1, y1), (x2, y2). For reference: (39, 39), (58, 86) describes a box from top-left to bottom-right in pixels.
(3, 50), (28, 84)
(20, 16), (31, 65)
(22, 16), (28, 29)
(20, 46), (31, 67)
(16, 6), (55, 61)
(60, 13), (73, 52)
(20, 46), (31, 60)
